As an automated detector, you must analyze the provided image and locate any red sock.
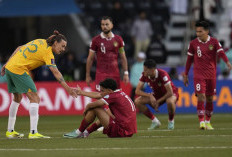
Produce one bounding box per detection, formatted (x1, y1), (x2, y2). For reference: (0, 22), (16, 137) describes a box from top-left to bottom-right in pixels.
(205, 102), (213, 121)
(78, 118), (90, 132)
(168, 112), (175, 121)
(197, 101), (205, 122)
(143, 109), (155, 120)
(87, 122), (101, 134)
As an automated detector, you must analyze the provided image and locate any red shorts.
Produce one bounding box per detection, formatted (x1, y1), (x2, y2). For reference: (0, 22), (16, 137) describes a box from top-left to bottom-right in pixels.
(103, 117), (133, 138)
(194, 78), (216, 96)
(154, 90), (179, 106)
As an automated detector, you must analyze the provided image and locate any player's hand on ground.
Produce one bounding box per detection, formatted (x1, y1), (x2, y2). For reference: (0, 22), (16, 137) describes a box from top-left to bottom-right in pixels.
(183, 74), (189, 87)
(86, 76), (92, 86)
(1, 64), (6, 76)
(226, 62), (232, 71)
(123, 74), (129, 84)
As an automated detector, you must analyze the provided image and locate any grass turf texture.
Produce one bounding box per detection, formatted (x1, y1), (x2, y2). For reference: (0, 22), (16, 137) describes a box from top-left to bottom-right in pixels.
(0, 114), (232, 157)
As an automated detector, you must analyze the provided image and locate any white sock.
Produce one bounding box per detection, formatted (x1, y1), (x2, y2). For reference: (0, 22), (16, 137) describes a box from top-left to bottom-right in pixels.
(29, 103), (39, 134)
(152, 117), (159, 123)
(76, 129), (81, 134)
(7, 101), (20, 132)
(205, 120), (210, 123)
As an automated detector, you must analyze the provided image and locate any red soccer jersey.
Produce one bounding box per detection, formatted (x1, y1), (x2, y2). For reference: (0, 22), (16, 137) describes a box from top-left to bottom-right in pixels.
(102, 90), (137, 135)
(139, 69), (178, 100)
(188, 36), (224, 79)
(90, 32), (124, 82)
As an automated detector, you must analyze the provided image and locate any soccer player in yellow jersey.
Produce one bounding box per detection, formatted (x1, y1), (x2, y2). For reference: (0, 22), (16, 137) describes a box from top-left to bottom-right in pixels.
(1, 30), (78, 139)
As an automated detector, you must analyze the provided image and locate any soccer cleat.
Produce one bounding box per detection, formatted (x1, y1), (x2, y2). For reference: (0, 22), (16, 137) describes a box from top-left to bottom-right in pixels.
(28, 132), (50, 139)
(168, 121), (174, 130)
(6, 131), (24, 139)
(63, 130), (84, 138)
(97, 126), (104, 132)
(205, 122), (214, 130)
(148, 120), (161, 130)
(199, 122), (206, 130)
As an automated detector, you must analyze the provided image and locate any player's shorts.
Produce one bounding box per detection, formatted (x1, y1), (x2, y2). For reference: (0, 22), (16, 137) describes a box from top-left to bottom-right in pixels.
(103, 117), (133, 138)
(154, 90), (179, 106)
(194, 78), (216, 96)
(5, 69), (37, 93)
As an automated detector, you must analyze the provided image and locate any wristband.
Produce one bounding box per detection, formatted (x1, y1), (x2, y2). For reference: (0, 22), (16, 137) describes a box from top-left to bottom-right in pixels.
(124, 71), (129, 75)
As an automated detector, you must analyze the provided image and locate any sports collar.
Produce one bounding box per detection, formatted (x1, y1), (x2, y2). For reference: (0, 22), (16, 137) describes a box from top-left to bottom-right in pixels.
(100, 32), (115, 40)
(198, 35), (210, 43)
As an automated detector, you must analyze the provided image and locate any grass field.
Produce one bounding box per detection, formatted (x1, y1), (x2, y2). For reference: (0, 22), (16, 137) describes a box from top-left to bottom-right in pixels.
(0, 114), (232, 157)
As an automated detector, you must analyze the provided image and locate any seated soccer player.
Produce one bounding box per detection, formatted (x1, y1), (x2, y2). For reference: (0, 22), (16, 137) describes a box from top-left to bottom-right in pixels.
(63, 78), (137, 138)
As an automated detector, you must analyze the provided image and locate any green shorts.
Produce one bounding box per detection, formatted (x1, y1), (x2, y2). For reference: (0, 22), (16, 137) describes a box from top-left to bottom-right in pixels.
(5, 69), (37, 93)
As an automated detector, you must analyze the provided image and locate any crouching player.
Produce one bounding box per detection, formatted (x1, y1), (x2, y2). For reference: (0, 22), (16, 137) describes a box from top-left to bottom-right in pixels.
(63, 78), (137, 138)
(135, 59), (178, 130)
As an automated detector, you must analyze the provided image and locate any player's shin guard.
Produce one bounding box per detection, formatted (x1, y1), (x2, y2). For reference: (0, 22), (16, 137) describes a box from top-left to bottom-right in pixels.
(143, 108), (155, 120)
(87, 122), (101, 134)
(79, 118), (90, 132)
(197, 101), (205, 122)
(7, 101), (20, 132)
(168, 112), (175, 121)
(205, 102), (213, 121)
(29, 103), (39, 133)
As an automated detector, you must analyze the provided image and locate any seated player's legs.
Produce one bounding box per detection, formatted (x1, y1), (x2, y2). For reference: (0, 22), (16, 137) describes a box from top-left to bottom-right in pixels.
(134, 96), (161, 130)
(194, 78), (207, 129)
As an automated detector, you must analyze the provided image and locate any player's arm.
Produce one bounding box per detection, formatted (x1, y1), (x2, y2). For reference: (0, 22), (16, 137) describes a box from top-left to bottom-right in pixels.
(77, 90), (102, 99)
(1, 46), (22, 76)
(156, 83), (173, 105)
(84, 99), (105, 115)
(183, 54), (194, 86)
(86, 50), (95, 86)
(218, 50), (232, 71)
(119, 47), (129, 83)
(135, 81), (150, 97)
(49, 66), (77, 98)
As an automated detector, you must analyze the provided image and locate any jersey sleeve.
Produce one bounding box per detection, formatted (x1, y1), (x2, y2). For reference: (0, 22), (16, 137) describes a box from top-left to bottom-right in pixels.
(102, 94), (113, 105)
(43, 51), (56, 67)
(118, 36), (125, 48)
(160, 71), (171, 86)
(215, 39), (224, 54)
(187, 42), (194, 56)
(139, 73), (146, 82)
(89, 38), (97, 52)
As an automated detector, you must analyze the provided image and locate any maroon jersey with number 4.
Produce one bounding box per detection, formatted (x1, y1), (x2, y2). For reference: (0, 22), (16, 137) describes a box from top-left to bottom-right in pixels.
(102, 90), (137, 135)
(188, 36), (224, 79)
(139, 69), (178, 100)
(90, 32), (124, 85)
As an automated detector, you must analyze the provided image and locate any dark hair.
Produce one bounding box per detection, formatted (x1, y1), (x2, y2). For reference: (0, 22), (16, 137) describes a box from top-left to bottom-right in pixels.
(46, 30), (67, 46)
(99, 78), (117, 91)
(144, 59), (156, 69)
(195, 21), (209, 30)
(101, 16), (113, 23)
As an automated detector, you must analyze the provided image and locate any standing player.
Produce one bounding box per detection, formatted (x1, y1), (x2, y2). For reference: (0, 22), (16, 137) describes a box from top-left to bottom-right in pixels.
(183, 21), (232, 130)
(63, 78), (137, 138)
(135, 59), (178, 130)
(86, 16), (129, 89)
(1, 30), (78, 139)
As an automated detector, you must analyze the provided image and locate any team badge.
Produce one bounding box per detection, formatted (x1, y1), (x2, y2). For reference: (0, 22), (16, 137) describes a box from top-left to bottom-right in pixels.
(158, 81), (162, 87)
(113, 41), (118, 47)
(209, 44), (214, 50)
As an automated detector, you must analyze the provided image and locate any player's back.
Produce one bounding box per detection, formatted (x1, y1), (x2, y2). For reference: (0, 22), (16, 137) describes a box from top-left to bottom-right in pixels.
(6, 39), (53, 75)
(104, 90), (137, 134)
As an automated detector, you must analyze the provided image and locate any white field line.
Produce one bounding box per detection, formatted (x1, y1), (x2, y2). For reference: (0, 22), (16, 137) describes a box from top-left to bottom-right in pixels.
(0, 146), (232, 151)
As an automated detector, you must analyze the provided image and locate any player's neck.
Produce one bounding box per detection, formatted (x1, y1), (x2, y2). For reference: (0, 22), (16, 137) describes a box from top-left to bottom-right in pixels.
(103, 32), (112, 38)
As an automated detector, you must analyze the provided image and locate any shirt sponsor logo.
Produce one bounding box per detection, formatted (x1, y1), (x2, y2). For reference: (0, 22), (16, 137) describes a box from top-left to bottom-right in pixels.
(51, 59), (55, 64)
(209, 44), (214, 50)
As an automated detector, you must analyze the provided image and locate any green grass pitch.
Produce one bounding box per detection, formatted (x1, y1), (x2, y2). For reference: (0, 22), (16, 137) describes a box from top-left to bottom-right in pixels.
(0, 114), (232, 157)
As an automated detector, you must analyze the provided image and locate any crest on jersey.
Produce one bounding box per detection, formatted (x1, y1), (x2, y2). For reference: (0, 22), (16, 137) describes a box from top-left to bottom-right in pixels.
(113, 41), (118, 47)
(209, 44), (214, 50)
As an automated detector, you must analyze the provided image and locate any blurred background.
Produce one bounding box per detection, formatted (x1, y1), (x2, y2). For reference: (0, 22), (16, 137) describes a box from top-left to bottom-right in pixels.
(0, 0), (232, 115)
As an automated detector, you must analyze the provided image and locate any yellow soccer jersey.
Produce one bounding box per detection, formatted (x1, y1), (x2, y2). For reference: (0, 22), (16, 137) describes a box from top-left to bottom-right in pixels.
(6, 39), (56, 75)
